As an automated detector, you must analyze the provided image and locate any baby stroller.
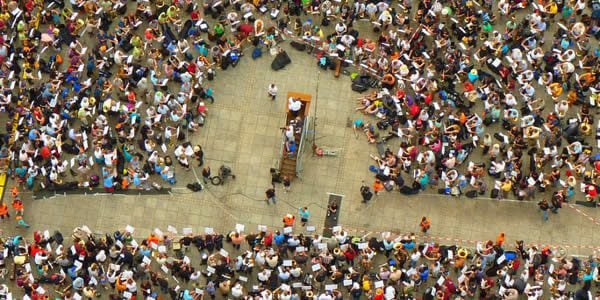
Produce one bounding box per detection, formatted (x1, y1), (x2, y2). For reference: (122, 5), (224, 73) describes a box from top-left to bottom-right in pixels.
(211, 165), (236, 185)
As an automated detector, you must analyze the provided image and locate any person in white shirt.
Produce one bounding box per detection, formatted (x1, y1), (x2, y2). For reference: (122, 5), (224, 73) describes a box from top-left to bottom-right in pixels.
(231, 283), (244, 298)
(384, 285), (396, 300)
(268, 84), (278, 100)
(288, 97), (302, 117)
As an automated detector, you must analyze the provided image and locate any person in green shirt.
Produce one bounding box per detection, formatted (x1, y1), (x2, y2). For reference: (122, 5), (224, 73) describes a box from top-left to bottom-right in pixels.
(562, 4), (574, 20)
(214, 23), (225, 37)
(158, 12), (168, 24)
(130, 35), (142, 48)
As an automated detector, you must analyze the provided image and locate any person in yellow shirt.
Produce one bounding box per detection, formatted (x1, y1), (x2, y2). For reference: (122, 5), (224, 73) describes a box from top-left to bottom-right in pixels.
(545, 1), (558, 17)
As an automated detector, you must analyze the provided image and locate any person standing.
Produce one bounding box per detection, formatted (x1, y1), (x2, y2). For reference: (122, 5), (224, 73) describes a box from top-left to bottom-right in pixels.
(266, 187), (276, 205)
(373, 179), (384, 195)
(194, 145), (204, 166)
(283, 214), (295, 227)
(420, 217), (431, 235)
(268, 84), (278, 100)
(360, 183), (373, 203)
(202, 166), (211, 184)
(538, 199), (549, 221)
(298, 207), (310, 226)
(283, 176), (291, 192)
(0, 202), (9, 220)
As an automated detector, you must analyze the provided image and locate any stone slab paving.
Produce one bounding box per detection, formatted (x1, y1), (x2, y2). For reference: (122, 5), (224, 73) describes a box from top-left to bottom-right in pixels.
(3, 42), (600, 257)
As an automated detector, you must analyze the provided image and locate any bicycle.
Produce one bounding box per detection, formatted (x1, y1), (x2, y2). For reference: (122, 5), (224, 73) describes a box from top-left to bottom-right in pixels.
(210, 165), (236, 185)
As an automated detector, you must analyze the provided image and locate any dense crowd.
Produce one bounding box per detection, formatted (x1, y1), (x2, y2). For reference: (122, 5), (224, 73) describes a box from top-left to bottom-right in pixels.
(0, 0), (600, 298)
(1, 223), (599, 300)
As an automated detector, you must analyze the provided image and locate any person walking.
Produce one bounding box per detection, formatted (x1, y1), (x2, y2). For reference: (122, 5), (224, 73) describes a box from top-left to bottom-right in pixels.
(268, 84), (278, 100)
(420, 217), (431, 235)
(360, 183), (373, 203)
(298, 207), (310, 226)
(266, 187), (276, 205)
(538, 199), (550, 221)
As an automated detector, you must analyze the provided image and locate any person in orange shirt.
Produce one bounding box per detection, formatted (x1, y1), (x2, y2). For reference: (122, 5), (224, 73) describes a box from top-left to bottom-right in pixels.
(495, 232), (505, 247)
(11, 186), (19, 198)
(12, 198), (24, 216)
(282, 214), (295, 227)
(146, 233), (161, 246)
(373, 179), (384, 195)
(420, 216), (431, 234)
(0, 202), (9, 219)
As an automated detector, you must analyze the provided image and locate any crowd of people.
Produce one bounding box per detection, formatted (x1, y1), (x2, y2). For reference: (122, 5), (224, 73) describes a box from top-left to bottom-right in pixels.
(323, 0), (600, 208)
(0, 0), (600, 297)
(1, 223), (600, 300)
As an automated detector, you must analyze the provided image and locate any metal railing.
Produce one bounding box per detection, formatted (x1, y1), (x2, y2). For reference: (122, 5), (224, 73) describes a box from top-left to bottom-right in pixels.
(295, 116), (311, 178)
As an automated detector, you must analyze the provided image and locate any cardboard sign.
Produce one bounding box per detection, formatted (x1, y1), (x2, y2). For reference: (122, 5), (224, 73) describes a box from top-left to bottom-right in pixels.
(325, 284), (338, 291)
(374, 281), (384, 288)
(125, 225), (135, 233)
(142, 256), (151, 264)
(296, 246), (305, 252)
(357, 243), (368, 249)
(235, 224), (245, 232)
(161, 265), (169, 273)
(205, 227), (214, 234)
(281, 284), (290, 291)
(238, 276), (248, 282)
(206, 266), (216, 274)
(183, 228), (193, 235)
(167, 225), (178, 234)
(283, 260), (293, 267)
(220, 249), (229, 257)
(318, 243), (327, 249)
(311, 264), (321, 272)
(283, 227), (293, 234)
(258, 225), (267, 232)
(332, 226), (342, 232)
(306, 226), (316, 232)
(343, 280), (353, 286)
(437, 276), (445, 286)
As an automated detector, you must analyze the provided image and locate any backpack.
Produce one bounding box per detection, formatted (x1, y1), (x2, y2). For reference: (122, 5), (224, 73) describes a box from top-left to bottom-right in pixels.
(252, 47), (262, 60)
(55, 54), (63, 65)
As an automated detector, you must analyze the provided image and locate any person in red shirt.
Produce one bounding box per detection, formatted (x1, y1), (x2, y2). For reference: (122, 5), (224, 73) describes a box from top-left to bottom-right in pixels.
(344, 246), (357, 266)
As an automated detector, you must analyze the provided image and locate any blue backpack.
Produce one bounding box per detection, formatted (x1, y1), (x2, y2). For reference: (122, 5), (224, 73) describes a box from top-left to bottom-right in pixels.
(252, 47), (262, 60)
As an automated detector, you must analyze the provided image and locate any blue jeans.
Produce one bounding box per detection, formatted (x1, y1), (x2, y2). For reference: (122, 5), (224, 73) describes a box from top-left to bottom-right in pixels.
(542, 210), (548, 221)
(267, 196), (276, 204)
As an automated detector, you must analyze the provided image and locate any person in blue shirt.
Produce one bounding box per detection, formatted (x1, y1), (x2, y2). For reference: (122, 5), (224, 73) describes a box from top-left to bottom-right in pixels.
(102, 167), (115, 193)
(28, 128), (39, 141)
(419, 266), (429, 282)
(274, 231), (285, 246)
